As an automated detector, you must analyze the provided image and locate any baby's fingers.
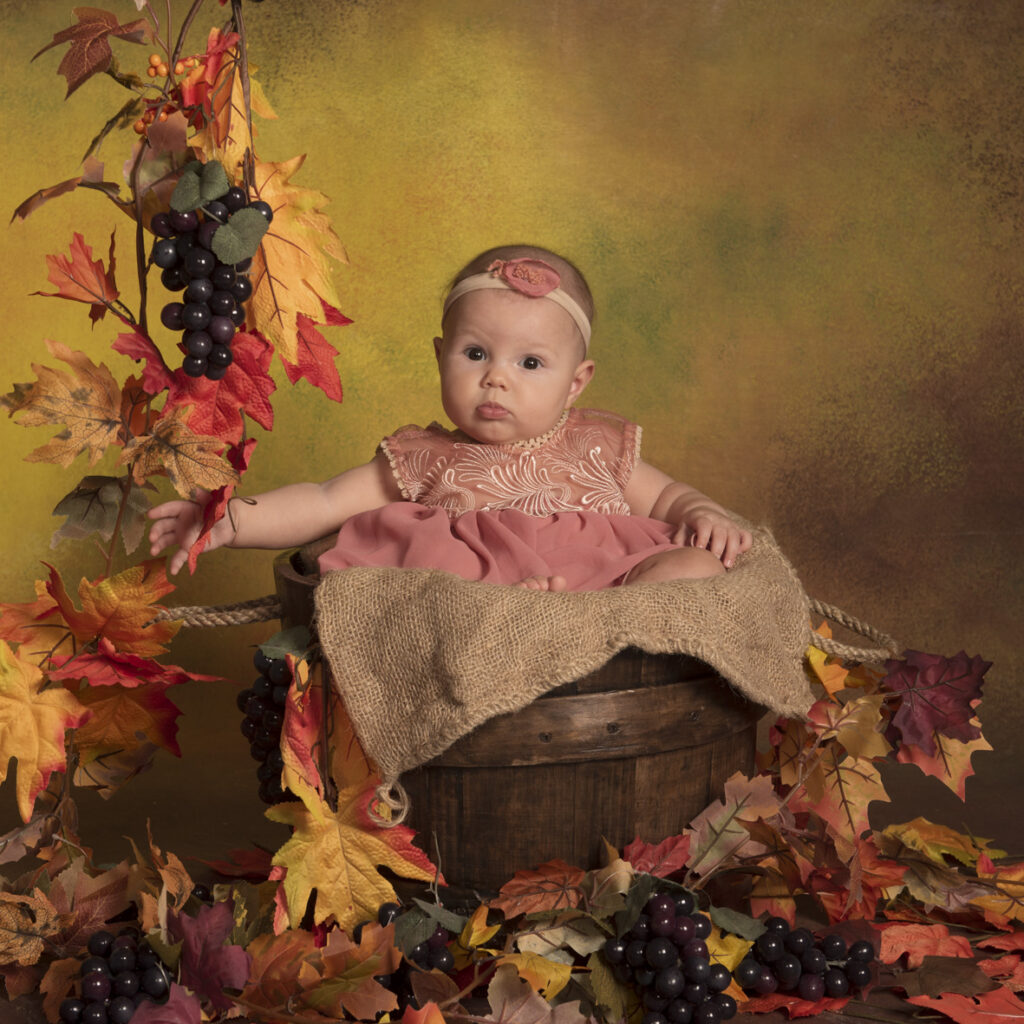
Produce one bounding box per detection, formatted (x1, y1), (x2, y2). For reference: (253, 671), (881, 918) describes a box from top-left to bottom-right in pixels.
(721, 529), (753, 569)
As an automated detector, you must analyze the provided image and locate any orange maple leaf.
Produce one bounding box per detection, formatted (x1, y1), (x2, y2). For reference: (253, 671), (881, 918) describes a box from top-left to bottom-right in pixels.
(239, 929), (322, 1012)
(33, 232), (120, 323)
(45, 560), (179, 657)
(906, 985), (1024, 1023)
(878, 922), (973, 968)
(489, 860), (586, 919)
(623, 833), (691, 877)
(247, 156), (347, 366)
(1, 339), (123, 468)
(268, 783), (437, 933)
(284, 302), (351, 402)
(896, 723), (992, 800)
(973, 859), (1024, 928)
(0, 640), (89, 822)
(0, 582), (74, 664)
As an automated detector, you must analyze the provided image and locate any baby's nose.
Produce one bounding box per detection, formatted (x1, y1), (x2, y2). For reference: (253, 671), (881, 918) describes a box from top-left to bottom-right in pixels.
(482, 364), (508, 387)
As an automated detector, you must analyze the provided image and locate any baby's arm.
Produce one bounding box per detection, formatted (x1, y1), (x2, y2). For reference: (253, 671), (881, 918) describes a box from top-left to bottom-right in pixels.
(148, 454), (401, 575)
(624, 461), (752, 569)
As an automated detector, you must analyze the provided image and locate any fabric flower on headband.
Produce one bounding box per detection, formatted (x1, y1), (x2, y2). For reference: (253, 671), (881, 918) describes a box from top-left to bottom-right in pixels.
(487, 258), (561, 297)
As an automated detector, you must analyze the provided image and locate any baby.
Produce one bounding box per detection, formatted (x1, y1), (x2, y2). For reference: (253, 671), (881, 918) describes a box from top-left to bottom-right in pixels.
(149, 244), (752, 589)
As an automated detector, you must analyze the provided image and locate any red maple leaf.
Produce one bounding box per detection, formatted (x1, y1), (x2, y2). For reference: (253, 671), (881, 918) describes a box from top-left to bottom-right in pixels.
(193, 846), (274, 881)
(169, 900), (251, 1012)
(48, 637), (218, 688)
(885, 651), (990, 756)
(623, 833), (691, 877)
(282, 300), (351, 402)
(739, 992), (852, 1018)
(489, 860), (585, 919)
(161, 330), (276, 445)
(906, 986), (1024, 1024)
(113, 328), (174, 396)
(33, 232), (120, 324)
(33, 9), (151, 98)
(878, 922), (973, 968)
(187, 438), (257, 572)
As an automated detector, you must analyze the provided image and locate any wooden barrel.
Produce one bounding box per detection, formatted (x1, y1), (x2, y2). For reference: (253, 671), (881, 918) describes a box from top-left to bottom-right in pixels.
(274, 551), (763, 893)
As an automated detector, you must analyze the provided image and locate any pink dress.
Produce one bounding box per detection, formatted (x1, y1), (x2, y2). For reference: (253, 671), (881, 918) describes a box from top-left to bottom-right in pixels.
(316, 408), (682, 591)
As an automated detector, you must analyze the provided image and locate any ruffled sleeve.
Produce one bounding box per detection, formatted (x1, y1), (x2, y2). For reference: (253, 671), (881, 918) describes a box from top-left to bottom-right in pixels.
(378, 422), (461, 503)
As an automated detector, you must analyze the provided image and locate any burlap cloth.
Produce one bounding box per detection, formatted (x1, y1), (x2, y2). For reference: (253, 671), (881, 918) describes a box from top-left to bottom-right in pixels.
(313, 525), (822, 790)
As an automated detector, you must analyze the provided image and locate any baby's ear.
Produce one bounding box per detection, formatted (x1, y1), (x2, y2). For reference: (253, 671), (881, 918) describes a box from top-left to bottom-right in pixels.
(567, 359), (595, 404)
(433, 336), (443, 363)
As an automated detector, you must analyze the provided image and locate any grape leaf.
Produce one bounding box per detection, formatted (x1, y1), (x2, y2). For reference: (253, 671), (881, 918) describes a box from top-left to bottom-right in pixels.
(32, 8), (151, 98)
(885, 650), (989, 755)
(896, 722), (992, 799)
(268, 782), (437, 933)
(2, 339), (123, 467)
(684, 772), (779, 878)
(120, 405), (240, 497)
(33, 231), (119, 323)
(160, 329), (276, 446)
(622, 833), (690, 878)
(44, 559), (179, 657)
(247, 156), (347, 366)
(490, 860), (586, 919)
(186, 437), (257, 573)
(169, 900), (251, 1012)
(0, 890), (61, 965)
(283, 301), (352, 402)
(879, 922), (973, 967)
(906, 986), (1024, 1023)
(212, 207), (270, 264)
(0, 640), (89, 821)
(51, 475), (152, 554)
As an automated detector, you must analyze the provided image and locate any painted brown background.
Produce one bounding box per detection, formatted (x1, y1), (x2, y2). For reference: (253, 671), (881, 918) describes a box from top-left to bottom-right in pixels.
(1, 0), (1021, 863)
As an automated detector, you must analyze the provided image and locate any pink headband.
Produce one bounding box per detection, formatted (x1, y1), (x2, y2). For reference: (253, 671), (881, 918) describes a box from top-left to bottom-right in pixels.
(442, 258), (592, 349)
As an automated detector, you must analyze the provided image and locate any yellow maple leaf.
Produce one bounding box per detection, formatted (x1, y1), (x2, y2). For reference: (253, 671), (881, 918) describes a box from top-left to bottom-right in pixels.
(1, 339), (123, 468)
(248, 156), (347, 365)
(268, 783), (435, 934)
(0, 641), (89, 821)
(806, 633), (848, 701)
(120, 405), (240, 497)
(495, 950), (573, 1000)
(0, 890), (61, 966)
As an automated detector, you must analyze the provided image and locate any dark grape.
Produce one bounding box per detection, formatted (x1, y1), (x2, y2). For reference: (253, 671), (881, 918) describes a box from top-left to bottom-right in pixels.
(141, 964), (170, 998)
(160, 302), (184, 330)
(136, 945), (160, 970)
(763, 915), (789, 934)
(682, 981), (707, 1005)
(182, 355), (207, 378)
(60, 998), (87, 1024)
(183, 332), (212, 359)
(254, 648), (274, 674)
(819, 933), (846, 961)
(208, 344), (234, 368)
(108, 944), (136, 974)
(682, 956), (709, 982)
(212, 264), (238, 290)
(206, 362), (229, 381)
(182, 302), (211, 330)
(753, 967), (778, 995)
(160, 266), (188, 291)
(113, 971), (140, 997)
(613, 963), (632, 985)
(646, 893), (676, 917)
(797, 972), (824, 1002)
(426, 924), (449, 949)
(81, 972), (112, 1001)
(754, 931), (784, 962)
(231, 275), (253, 302)
(192, 883), (212, 902)
(641, 1014), (668, 1024)
(268, 659), (290, 685)
(81, 1004), (108, 1024)
(198, 219), (219, 250)
(208, 317), (236, 345)
(691, 914), (711, 940)
(847, 940), (875, 963)
(378, 901), (401, 926)
(174, 233), (197, 257)
(823, 966), (850, 997)
(706, 963), (731, 993)
(429, 946), (454, 971)
(169, 209), (199, 233)
(666, 999), (693, 1024)
(107, 997), (135, 1024)
(673, 892), (695, 917)
(409, 941), (429, 966)
(643, 990), (669, 1012)
(255, 726), (277, 748)
(635, 968), (656, 988)
(245, 695), (267, 719)
(272, 684), (289, 706)
(87, 930), (115, 957)
(184, 249), (215, 278)
(257, 759), (278, 782)
(712, 994), (736, 1021)
(252, 675), (273, 698)
(784, 927), (813, 955)
(205, 200), (229, 222)
(185, 277), (215, 303)
(626, 939), (648, 968)
(654, 966), (685, 998)
(250, 741), (270, 761)
(801, 948), (827, 975)
(670, 917), (694, 947)
(150, 212), (173, 237)
(650, 912), (676, 938)
(235, 256), (252, 272)
(223, 187), (248, 212)
(267, 748), (285, 771)
(682, 939), (707, 961)
(81, 955), (110, 976)
(209, 290), (235, 316)
(646, 938), (677, 969)
(733, 957), (761, 989)
(774, 953), (801, 989)
(151, 239), (179, 268)
(846, 961), (872, 989)
(249, 199), (273, 222)
(691, 1003), (720, 1024)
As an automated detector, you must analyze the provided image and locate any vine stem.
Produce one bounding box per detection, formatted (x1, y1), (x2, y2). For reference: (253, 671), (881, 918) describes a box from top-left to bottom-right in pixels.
(230, 0), (257, 189)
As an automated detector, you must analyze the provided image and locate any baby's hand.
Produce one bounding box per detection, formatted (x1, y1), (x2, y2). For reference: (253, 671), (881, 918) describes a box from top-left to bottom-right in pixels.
(148, 490), (236, 576)
(677, 507), (752, 570)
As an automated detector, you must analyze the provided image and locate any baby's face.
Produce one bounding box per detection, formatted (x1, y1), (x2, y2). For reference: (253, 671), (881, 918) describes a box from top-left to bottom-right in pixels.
(435, 289), (594, 444)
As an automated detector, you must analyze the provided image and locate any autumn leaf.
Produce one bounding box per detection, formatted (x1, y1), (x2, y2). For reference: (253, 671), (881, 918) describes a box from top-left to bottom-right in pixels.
(885, 650), (989, 756)
(45, 559), (179, 656)
(980, 955), (1024, 994)
(878, 922), (973, 967)
(973, 859), (1024, 927)
(46, 858), (141, 955)
(901, 955), (1000, 997)
(402, 1003), (448, 1024)
(481, 963), (587, 1024)
(237, 929), (321, 1011)
(132, 982), (203, 1024)
(120, 405), (240, 497)
(739, 991), (853, 1018)
(51, 475), (152, 555)
(2, 339), (123, 467)
(0, 581), (75, 663)
(33, 231), (120, 323)
(623, 833), (691, 878)
(684, 773), (780, 878)
(41, 957), (83, 1023)
(247, 156), (347, 366)
(807, 695), (891, 760)
(12, 156), (120, 221)
(160, 329), (276, 445)
(194, 846), (274, 882)
(187, 437), (257, 573)
(170, 900), (251, 1012)
(456, 903), (502, 959)
(981, 935), (1024, 954)
(0, 890), (61, 965)
(32, 8), (151, 97)
(496, 950), (573, 1000)
(490, 860), (586, 919)
(807, 634), (849, 701)
(878, 816), (999, 869)
(585, 951), (635, 1023)
(49, 636), (217, 690)
(896, 722), (992, 799)
(268, 782), (437, 933)
(112, 328), (174, 396)
(0, 640), (89, 821)
(906, 986), (1024, 1024)
(283, 301), (352, 402)
(812, 836), (906, 923)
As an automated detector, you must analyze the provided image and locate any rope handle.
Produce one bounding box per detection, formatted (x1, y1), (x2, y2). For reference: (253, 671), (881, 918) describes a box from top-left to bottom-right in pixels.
(150, 594), (282, 628)
(808, 597), (901, 664)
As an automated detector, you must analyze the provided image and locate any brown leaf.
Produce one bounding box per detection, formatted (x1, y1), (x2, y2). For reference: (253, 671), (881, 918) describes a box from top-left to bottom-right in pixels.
(33, 231), (120, 324)
(489, 860), (585, 919)
(33, 8), (151, 98)
(0, 890), (60, 965)
(900, 955), (999, 997)
(12, 158), (120, 221)
(2, 340), (123, 468)
(120, 405), (240, 496)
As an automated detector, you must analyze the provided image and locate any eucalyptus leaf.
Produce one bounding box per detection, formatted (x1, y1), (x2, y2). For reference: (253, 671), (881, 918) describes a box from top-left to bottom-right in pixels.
(170, 162), (202, 212)
(212, 207), (270, 264)
(200, 160), (230, 203)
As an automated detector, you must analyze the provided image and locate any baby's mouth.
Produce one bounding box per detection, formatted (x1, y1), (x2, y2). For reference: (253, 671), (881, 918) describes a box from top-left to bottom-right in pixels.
(477, 402), (509, 419)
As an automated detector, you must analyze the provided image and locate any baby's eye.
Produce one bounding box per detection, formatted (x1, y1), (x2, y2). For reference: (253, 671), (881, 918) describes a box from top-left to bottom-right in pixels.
(521, 356), (542, 370)
(464, 346), (486, 361)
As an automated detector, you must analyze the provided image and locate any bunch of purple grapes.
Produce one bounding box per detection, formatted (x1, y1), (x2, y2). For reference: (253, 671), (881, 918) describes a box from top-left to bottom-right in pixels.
(58, 929), (171, 1024)
(732, 917), (876, 1003)
(602, 891), (737, 1024)
(149, 188), (270, 380)
(236, 647), (294, 804)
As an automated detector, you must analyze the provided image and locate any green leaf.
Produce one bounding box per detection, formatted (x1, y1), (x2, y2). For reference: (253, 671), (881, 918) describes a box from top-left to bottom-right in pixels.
(170, 163), (202, 212)
(50, 475), (152, 554)
(586, 951), (633, 1020)
(707, 903), (764, 941)
(211, 208), (270, 264)
(412, 898), (469, 935)
(393, 906), (434, 954)
(200, 161), (230, 203)
(259, 626), (313, 662)
(613, 873), (658, 938)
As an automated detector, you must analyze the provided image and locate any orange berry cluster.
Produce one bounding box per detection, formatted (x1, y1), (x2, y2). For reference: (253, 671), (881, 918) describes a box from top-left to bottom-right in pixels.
(134, 53), (201, 133)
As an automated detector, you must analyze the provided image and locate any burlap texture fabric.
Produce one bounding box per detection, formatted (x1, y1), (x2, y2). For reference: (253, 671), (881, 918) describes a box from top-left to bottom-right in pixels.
(313, 525), (816, 788)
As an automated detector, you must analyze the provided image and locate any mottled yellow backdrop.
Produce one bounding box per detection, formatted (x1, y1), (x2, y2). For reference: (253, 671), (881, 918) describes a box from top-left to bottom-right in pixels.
(1, 0), (1021, 860)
